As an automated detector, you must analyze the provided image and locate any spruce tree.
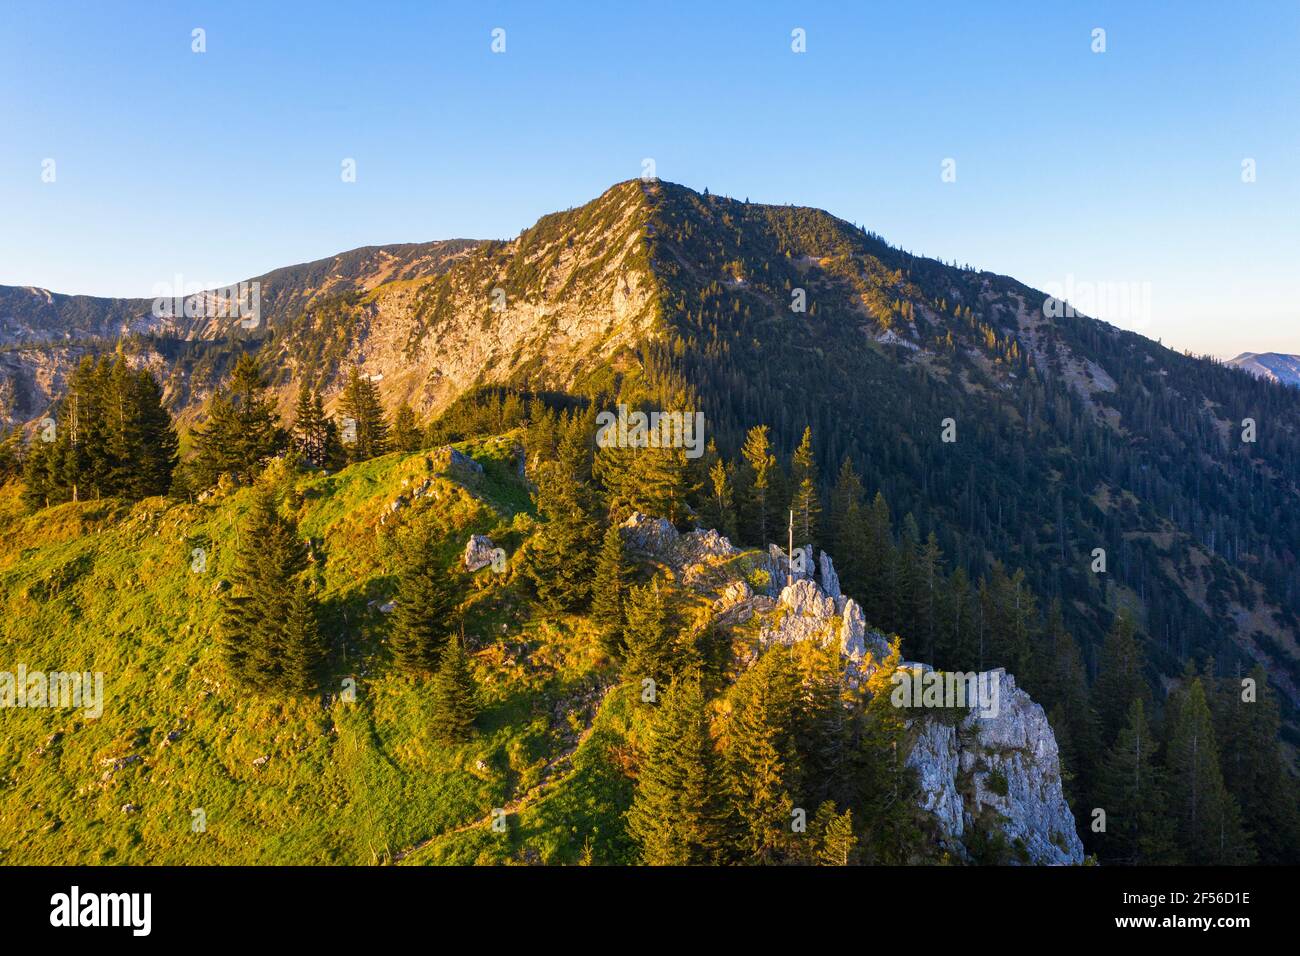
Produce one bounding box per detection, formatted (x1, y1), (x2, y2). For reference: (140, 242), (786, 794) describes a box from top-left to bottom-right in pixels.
(739, 425), (775, 546)
(391, 543), (459, 673)
(219, 485), (309, 691)
(523, 422), (599, 611)
(591, 524), (628, 657)
(790, 425), (820, 549)
(722, 646), (803, 863)
(339, 367), (390, 463)
(1094, 609), (1150, 746)
(627, 669), (728, 865)
(862, 492), (895, 629)
(1215, 664), (1300, 864)
(826, 456), (864, 559)
(391, 403), (422, 453)
(858, 638), (921, 864)
(622, 578), (689, 687)
(280, 575), (326, 695)
(192, 355), (284, 487)
(1165, 678), (1254, 864)
(429, 635), (478, 742)
(1095, 699), (1178, 864)
(814, 802), (858, 865)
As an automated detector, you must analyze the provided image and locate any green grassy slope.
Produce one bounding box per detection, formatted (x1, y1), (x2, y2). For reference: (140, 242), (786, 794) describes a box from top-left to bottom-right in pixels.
(0, 436), (636, 865)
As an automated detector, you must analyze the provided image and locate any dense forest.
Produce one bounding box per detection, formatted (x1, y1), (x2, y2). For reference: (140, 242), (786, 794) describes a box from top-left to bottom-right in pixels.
(8, 342), (1295, 866)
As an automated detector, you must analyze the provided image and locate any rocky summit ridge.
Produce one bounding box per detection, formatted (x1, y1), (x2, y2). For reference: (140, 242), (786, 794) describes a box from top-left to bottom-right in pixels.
(617, 512), (1085, 865)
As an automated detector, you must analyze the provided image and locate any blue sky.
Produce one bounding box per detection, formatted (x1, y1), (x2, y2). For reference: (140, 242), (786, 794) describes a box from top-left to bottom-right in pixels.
(1, 0), (1296, 357)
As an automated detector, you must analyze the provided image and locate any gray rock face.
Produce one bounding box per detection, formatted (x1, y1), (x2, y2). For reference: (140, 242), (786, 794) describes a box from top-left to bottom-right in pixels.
(464, 534), (497, 571)
(761, 579), (838, 650)
(909, 720), (965, 844)
(818, 550), (841, 599)
(610, 514), (1084, 865)
(620, 512), (680, 557)
(904, 669), (1084, 865)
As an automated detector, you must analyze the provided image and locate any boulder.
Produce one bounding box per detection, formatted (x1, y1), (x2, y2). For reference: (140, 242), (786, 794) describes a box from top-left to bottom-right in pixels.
(464, 534), (497, 571)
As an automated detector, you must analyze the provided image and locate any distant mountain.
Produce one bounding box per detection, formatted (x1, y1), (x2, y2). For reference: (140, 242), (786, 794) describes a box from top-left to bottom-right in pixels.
(4, 179), (1300, 720)
(1226, 351), (1300, 388)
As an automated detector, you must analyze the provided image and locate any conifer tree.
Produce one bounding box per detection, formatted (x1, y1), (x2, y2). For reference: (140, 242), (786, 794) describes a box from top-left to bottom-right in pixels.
(219, 485), (310, 691)
(826, 456), (864, 559)
(739, 425), (776, 546)
(280, 575), (326, 695)
(523, 418), (599, 610)
(858, 638), (921, 863)
(339, 367), (390, 463)
(699, 458), (738, 541)
(1165, 678), (1254, 864)
(627, 669), (728, 865)
(1215, 664), (1300, 864)
(1095, 699), (1178, 864)
(813, 802), (859, 865)
(1094, 609), (1150, 746)
(291, 382), (327, 468)
(429, 634), (478, 742)
(391, 403), (423, 453)
(622, 578), (687, 687)
(722, 646), (803, 863)
(862, 492), (896, 628)
(192, 355), (285, 487)
(790, 426), (820, 549)
(591, 524), (628, 657)
(23, 356), (178, 507)
(391, 542), (459, 673)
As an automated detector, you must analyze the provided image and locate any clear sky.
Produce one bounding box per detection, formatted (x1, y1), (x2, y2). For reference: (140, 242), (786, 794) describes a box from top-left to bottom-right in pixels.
(2, 0), (1296, 357)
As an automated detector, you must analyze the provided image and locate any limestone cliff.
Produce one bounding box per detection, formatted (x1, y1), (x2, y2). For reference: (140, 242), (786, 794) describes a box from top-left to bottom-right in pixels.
(618, 512), (1085, 865)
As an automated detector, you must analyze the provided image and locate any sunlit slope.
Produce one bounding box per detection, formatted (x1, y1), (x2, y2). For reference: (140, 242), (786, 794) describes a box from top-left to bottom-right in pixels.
(0, 438), (634, 865)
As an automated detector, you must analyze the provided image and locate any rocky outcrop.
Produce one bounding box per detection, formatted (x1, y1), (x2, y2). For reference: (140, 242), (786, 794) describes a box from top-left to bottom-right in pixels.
(905, 669), (1084, 865)
(464, 534), (498, 571)
(616, 511), (1083, 864)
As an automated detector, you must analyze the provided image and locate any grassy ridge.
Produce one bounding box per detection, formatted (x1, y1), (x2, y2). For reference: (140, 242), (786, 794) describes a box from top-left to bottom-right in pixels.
(0, 436), (634, 865)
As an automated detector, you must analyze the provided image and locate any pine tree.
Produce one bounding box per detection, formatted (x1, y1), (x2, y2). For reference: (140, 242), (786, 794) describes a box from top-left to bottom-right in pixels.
(591, 524), (628, 657)
(523, 422), (599, 611)
(627, 669), (728, 865)
(391, 543), (459, 673)
(339, 367), (390, 463)
(790, 426), (820, 549)
(429, 634), (478, 742)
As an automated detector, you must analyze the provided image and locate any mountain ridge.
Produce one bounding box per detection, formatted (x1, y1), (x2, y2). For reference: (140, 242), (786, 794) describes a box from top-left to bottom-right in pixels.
(4, 179), (1300, 727)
